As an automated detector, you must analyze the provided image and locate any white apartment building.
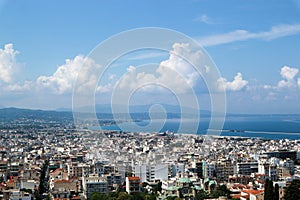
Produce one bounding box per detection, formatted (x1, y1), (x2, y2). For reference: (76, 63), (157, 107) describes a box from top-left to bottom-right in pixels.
(135, 164), (168, 182)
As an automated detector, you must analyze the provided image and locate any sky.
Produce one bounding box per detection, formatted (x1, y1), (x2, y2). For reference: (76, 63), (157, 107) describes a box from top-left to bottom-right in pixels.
(1, 0), (300, 114)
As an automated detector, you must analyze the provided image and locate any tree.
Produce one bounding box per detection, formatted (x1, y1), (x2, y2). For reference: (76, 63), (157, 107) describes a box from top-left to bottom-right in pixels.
(131, 192), (145, 200)
(211, 185), (230, 198)
(195, 189), (209, 200)
(166, 196), (177, 200)
(283, 180), (300, 200)
(274, 183), (279, 200)
(107, 192), (118, 200)
(117, 192), (131, 200)
(152, 181), (162, 193)
(144, 194), (156, 200)
(90, 192), (107, 200)
(264, 179), (269, 200)
(264, 179), (274, 200)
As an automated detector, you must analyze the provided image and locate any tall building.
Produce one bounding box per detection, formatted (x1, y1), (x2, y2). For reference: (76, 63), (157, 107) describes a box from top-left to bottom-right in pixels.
(135, 165), (147, 182)
(202, 161), (216, 179)
(215, 159), (234, 182)
(258, 162), (278, 181)
(171, 163), (185, 178)
(279, 159), (294, 176)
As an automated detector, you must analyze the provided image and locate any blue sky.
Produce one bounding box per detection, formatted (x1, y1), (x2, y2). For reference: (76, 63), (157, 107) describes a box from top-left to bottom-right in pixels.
(1, 0), (300, 114)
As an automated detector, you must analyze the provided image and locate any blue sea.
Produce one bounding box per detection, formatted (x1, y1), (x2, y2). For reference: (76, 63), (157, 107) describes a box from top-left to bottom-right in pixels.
(92, 115), (300, 140)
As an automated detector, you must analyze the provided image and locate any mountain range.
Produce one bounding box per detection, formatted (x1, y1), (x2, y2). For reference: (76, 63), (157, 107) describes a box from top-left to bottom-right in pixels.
(0, 104), (210, 122)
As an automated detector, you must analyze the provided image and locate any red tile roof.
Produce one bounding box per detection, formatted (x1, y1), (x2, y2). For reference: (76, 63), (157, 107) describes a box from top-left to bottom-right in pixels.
(232, 194), (241, 198)
(127, 176), (140, 181)
(242, 189), (264, 195)
(50, 168), (65, 174)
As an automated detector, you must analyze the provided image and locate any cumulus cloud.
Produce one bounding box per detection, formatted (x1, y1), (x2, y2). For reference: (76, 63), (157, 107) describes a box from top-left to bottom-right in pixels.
(257, 66), (300, 102)
(37, 55), (85, 94)
(277, 66), (299, 88)
(116, 43), (207, 94)
(5, 81), (32, 92)
(36, 54), (118, 95)
(0, 43), (19, 83)
(158, 43), (203, 88)
(218, 72), (248, 91)
(117, 66), (157, 91)
(280, 65), (298, 80)
(0, 43), (32, 94)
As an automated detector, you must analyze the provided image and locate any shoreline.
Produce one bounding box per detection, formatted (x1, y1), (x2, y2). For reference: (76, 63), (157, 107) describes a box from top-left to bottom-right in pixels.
(87, 126), (300, 141)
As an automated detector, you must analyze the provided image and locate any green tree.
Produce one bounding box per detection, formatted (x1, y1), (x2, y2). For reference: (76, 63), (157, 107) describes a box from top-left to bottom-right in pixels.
(89, 192), (107, 200)
(264, 179), (274, 200)
(274, 183), (279, 200)
(211, 185), (230, 198)
(131, 192), (145, 200)
(117, 192), (132, 200)
(166, 196), (177, 200)
(144, 194), (156, 200)
(152, 181), (162, 193)
(283, 180), (300, 200)
(195, 189), (209, 200)
(264, 179), (269, 200)
(107, 192), (118, 200)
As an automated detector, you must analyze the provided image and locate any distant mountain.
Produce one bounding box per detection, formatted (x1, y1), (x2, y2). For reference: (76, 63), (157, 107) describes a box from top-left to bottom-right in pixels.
(0, 107), (73, 121)
(0, 104), (211, 122)
(93, 104), (211, 116)
(56, 107), (72, 112)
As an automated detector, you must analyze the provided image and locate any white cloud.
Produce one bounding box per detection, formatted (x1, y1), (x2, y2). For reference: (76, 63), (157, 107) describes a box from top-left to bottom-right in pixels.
(116, 43), (207, 94)
(0, 43), (19, 83)
(96, 83), (112, 93)
(0, 44), (32, 94)
(37, 55), (85, 94)
(194, 14), (215, 24)
(277, 66), (299, 89)
(198, 24), (300, 47)
(36, 54), (115, 95)
(257, 66), (300, 102)
(280, 65), (298, 80)
(263, 85), (272, 90)
(158, 43), (203, 88)
(109, 74), (116, 80)
(117, 66), (157, 91)
(5, 81), (32, 92)
(218, 72), (248, 91)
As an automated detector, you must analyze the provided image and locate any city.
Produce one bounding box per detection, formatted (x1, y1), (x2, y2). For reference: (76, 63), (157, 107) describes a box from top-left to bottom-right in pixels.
(1, 1), (300, 200)
(0, 110), (299, 200)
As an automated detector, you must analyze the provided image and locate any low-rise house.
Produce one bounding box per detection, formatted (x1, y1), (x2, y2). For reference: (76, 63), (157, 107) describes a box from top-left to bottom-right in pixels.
(125, 176), (140, 194)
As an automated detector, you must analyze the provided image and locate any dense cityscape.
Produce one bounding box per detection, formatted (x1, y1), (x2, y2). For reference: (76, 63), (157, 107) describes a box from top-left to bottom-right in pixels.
(0, 108), (300, 200)
(1, 1), (300, 200)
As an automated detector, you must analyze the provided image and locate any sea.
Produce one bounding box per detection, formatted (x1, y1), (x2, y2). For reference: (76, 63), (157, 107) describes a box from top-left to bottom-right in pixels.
(91, 115), (300, 140)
